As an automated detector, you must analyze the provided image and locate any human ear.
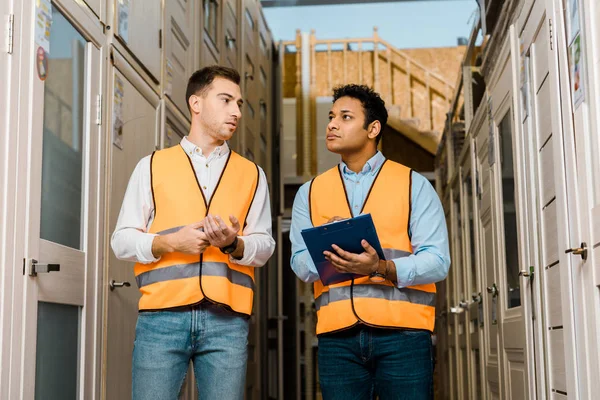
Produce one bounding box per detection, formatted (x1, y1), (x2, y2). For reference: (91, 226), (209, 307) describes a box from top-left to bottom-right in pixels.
(367, 120), (381, 140)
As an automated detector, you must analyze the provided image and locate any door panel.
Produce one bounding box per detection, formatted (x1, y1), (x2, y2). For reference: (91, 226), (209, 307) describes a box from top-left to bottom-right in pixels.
(201, 0), (220, 67)
(165, 0), (195, 115)
(105, 59), (160, 400)
(84, 0), (102, 19)
(115, 0), (162, 80)
(527, 14), (574, 398)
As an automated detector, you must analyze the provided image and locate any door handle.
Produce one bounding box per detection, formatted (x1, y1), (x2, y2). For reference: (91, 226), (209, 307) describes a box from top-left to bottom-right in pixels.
(449, 306), (464, 314)
(519, 266), (535, 279)
(225, 34), (237, 48)
(109, 280), (131, 291)
(28, 259), (60, 277)
(565, 242), (587, 261)
(458, 300), (469, 309)
(486, 283), (498, 297)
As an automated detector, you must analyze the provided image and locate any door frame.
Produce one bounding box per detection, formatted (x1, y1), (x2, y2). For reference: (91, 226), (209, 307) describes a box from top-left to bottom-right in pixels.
(0, 0), (25, 395)
(15, 0), (106, 398)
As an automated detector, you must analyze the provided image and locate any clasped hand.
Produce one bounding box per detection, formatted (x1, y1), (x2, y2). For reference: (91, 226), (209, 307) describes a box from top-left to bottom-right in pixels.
(172, 215), (240, 255)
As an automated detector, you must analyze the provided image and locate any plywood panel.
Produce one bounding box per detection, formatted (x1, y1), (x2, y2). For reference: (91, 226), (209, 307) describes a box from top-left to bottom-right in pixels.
(533, 19), (549, 93)
(539, 133), (555, 206)
(165, 0), (195, 115)
(549, 329), (567, 393)
(542, 200), (559, 266)
(223, 0), (238, 69)
(116, 0), (162, 80)
(545, 263), (563, 328)
(536, 79), (552, 146)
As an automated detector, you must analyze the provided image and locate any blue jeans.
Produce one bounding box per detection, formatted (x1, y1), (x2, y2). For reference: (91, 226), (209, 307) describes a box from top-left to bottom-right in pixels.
(318, 326), (433, 400)
(132, 302), (249, 400)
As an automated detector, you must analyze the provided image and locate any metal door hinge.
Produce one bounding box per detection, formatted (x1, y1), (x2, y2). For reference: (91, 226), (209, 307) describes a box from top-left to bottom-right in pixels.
(96, 94), (102, 125)
(6, 14), (15, 54)
(549, 18), (553, 50)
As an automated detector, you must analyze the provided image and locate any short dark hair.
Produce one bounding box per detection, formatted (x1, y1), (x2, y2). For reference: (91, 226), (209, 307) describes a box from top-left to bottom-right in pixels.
(185, 65), (241, 110)
(332, 84), (388, 145)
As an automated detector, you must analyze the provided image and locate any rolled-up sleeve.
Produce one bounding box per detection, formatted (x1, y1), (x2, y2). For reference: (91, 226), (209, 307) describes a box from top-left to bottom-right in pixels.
(230, 167), (275, 267)
(110, 156), (160, 264)
(289, 182), (320, 283)
(393, 172), (450, 288)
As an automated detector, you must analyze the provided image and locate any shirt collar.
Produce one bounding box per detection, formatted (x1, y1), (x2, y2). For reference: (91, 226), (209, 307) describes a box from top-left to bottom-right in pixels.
(340, 151), (386, 177)
(180, 136), (230, 158)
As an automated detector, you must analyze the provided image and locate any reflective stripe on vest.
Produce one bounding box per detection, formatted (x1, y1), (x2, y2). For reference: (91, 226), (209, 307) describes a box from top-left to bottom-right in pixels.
(309, 160), (436, 334)
(134, 145), (259, 314)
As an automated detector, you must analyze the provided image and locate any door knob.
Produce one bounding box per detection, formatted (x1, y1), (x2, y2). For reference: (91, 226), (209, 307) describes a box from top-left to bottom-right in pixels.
(486, 284), (498, 297)
(565, 242), (587, 261)
(109, 280), (131, 291)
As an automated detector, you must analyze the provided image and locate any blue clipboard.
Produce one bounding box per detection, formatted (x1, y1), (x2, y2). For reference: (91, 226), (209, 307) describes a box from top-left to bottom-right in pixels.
(300, 214), (386, 285)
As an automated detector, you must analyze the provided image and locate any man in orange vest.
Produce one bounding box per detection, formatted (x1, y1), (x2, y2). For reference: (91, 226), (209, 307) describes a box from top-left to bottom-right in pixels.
(290, 84), (450, 399)
(111, 66), (275, 400)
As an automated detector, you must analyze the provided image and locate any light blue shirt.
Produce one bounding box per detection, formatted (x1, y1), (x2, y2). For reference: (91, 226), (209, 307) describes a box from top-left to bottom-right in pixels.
(289, 151), (450, 288)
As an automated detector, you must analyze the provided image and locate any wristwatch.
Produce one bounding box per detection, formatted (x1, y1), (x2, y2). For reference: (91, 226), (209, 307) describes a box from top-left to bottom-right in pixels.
(369, 260), (387, 283)
(220, 237), (239, 254)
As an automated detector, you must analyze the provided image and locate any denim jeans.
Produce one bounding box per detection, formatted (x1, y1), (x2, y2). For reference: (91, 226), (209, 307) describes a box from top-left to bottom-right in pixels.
(132, 302), (249, 400)
(317, 325), (433, 400)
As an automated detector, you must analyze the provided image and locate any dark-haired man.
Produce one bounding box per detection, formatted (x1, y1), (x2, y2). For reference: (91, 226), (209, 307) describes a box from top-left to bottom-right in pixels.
(111, 66), (275, 399)
(290, 84), (450, 399)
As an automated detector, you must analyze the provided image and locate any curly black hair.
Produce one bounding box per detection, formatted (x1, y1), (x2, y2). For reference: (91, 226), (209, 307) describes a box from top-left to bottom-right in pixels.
(332, 84), (388, 145)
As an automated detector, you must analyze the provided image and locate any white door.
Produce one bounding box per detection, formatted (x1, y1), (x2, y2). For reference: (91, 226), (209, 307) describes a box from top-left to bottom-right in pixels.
(164, 0), (195, 116)
(19, 2), (103, 399)
(475, 108), (502, 399)
(444, 194), (459, 400)
(104, 50), (161, 400)
(451, 186), (469, 399)
(461, 151), (485, 400)
(489, 33), (533, 398)
(521, 4), (580, 398)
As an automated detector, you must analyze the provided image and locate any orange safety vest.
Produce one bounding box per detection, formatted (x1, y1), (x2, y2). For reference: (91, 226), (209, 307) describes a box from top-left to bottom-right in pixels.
(309, 160), (436, 334)
(134, 145), (259, 315)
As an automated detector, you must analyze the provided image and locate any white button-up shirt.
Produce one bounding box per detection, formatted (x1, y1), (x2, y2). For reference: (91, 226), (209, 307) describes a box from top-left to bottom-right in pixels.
(111, 137), (275, 267)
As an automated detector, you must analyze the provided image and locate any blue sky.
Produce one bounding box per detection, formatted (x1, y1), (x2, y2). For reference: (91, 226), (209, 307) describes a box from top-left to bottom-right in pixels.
(263, 0), (478, 49)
